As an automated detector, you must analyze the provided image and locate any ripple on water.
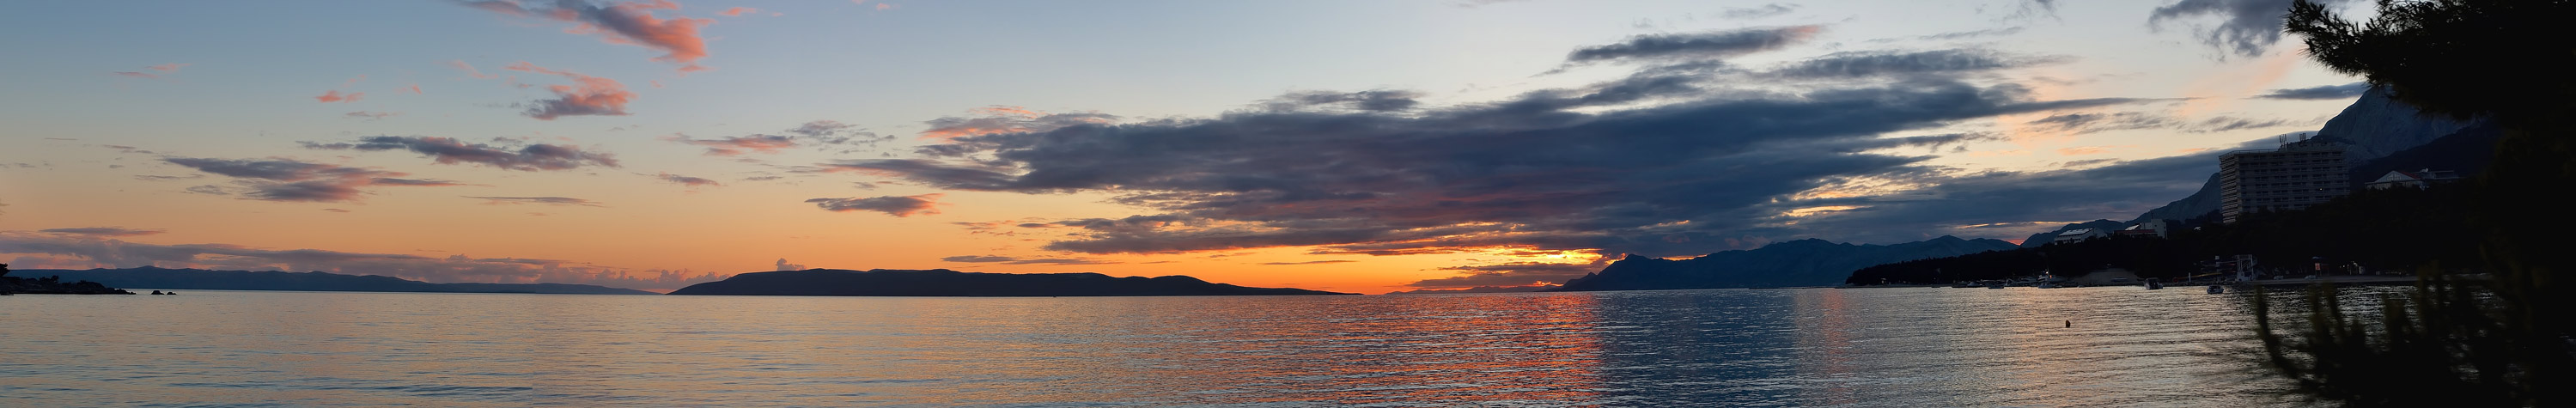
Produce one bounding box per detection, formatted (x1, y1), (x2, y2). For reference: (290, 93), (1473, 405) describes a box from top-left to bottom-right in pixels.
(0, 287), (2324, 405)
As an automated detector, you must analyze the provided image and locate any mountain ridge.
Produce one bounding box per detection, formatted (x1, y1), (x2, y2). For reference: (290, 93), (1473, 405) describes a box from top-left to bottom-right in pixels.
(1549, 235), (2019, 291)
(20, 267), (657, 295)
(668, 268), (1352, 296)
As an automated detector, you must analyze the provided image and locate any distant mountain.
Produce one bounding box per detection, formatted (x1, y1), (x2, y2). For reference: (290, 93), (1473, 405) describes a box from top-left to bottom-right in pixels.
(2019, 220), (2127, 248)
(667, 269), (1353, 296)
(2048, 86), (2500, 240)
(1385, 285), (1557, 295)
(20, 267), (656, 295)
(1549, 235), (2018, 291)
(2314, 86), (2478, 161)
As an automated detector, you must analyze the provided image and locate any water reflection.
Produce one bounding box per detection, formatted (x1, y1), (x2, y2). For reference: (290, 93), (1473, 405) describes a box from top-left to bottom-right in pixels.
(0, 288), (2305, 405)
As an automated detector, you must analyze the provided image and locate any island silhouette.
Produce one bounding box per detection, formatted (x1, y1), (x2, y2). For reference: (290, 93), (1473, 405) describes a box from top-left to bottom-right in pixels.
(669, 268), (1352, 296)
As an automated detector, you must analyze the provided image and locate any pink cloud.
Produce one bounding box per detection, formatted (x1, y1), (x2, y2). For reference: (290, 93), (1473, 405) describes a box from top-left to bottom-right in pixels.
(448, 60), (499, 79)
(462, 0), (715, 70)
(315, 90), (366, 103)
(718, 6), (755, 16)
(503, 62), (635, 119)
(112, 63), (190, 79)
(402, 84), (423, 94)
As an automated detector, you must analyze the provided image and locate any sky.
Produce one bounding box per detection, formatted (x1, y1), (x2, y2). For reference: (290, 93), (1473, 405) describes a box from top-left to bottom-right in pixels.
(0, 0), (2380, 294)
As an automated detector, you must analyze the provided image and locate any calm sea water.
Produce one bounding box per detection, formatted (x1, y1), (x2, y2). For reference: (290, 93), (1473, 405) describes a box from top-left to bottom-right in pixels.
(3, 287), (2315, 406)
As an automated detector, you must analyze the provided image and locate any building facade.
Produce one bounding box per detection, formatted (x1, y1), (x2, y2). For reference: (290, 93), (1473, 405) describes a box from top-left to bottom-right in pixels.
(2218, 137), (2350, 224)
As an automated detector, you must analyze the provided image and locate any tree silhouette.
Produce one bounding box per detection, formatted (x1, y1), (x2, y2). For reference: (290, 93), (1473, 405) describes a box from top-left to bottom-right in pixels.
(2254, 1), (2576, 405)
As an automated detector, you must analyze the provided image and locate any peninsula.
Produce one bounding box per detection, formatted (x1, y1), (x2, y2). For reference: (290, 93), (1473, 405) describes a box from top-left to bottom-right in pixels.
(668, 269), (1353, 296)
(21, 267), (656, 295)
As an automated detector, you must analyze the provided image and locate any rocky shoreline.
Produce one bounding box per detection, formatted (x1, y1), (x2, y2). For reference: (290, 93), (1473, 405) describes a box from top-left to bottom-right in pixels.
(0, 264), (137, 295)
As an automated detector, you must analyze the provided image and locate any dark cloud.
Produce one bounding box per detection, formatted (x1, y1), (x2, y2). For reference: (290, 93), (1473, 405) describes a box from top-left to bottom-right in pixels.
(1262, 90), (1424, 113)
(2149, 0), (2355, 58)
(846, 74), (2157, 257)
(665, 134), (797, 155)
(918, 107), (1118, 139)
(39, 228), (166, 237)
(1719, 3), (1800, 19)
(1914, 27), (2025, 41)
(1564, 26), (1821, 64)
(465, 196), (606, 207)
(665, 120), (892, 155)
(1258, 260), (1356, 265)
(0, 232), (725, 290)
(2250, 82), (2372, 100)
(1764, 49), (2066, 78)
(938, 255), (1117, 265)
(161, 157), (462, 202)
(2025, 112), (2300, 134)
(1404, 262), (1598, 288)
(658, 173), (721, 187)
(806, 194), (943, 217)
(303, 136), (618, 171)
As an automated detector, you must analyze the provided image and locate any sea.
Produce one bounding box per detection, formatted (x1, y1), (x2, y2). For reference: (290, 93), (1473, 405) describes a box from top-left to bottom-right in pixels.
(1, 287), (2329, 406)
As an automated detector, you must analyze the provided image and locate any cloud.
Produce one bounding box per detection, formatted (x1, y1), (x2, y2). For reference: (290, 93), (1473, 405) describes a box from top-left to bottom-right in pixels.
(501, 62), (635, 119)
(918, 107), (1117, 139)
(460, 0), (715, 70)
(314, 90), (365, 103)
(344, 111), (401, 120)
(775, 258), (804, 271)
(1719, 3), (1800, 19)
(658, 173), (721, 186)
(302, 136), (618, 171)
(2149, 0), (2355, 58)
(851, 77), (2157, 257)
(718, 6), (755, 16)
(1763, 49), (2065, 78)
(1258, 260), (1355, 265)
(1564, 26), (1820, 64)
(937, 255), (1117, 265)
(161, 157), (462, 202)
(39, 228), (167, 237)
(0, 232), (726, 290)
(465, 196), (606, 207)
(663, 134), (797, 155)
(1260, 90), (1424, 113)
(448, 60), (499, 79)
(1404, 262), (1598, 288)
(112, 63), (190, 79)
(2250, 82), (2372, 100)
(1913, 27), (2025, 41)
(2024, 112), (2299, 135)
(806, 193), (943, 216)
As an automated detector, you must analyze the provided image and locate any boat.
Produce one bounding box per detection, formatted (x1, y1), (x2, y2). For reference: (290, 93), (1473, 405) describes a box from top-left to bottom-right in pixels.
(2207, 285), (2226, 294)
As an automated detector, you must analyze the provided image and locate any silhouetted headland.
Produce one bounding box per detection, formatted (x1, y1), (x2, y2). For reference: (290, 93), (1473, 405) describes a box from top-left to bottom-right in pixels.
(21, 266), (656, 295)
(1, 264), (136, 295)
(667, 269), (1353, 296)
